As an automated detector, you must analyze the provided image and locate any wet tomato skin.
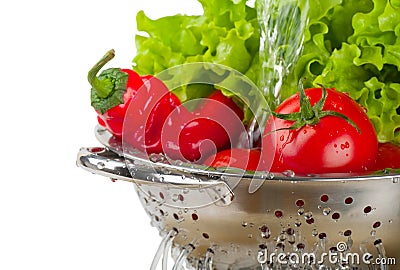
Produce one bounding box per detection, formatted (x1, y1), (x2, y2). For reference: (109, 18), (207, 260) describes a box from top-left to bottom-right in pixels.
(262, 88), (378, 174)
(204, 148), (266, 171)
(373, 143), (400, 170)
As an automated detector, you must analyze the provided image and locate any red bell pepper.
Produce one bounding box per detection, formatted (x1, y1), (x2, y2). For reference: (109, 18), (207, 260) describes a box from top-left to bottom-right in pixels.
(123, 83), (245, 162)
(88, 49), (144, 137)
(89, 50), (245, 163)
(159, 90), (245, 162)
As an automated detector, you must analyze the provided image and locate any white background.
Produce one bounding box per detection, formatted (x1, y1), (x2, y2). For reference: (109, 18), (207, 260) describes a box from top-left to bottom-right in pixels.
(0, 0), (202, 269)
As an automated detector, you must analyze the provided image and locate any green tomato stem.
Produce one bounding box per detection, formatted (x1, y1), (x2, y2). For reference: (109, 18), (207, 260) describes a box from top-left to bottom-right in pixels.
(298, 81), (315, 121)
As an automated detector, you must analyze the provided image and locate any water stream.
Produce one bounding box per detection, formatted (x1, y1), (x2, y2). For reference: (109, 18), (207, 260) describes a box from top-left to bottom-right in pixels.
(246, 0), (309, 148)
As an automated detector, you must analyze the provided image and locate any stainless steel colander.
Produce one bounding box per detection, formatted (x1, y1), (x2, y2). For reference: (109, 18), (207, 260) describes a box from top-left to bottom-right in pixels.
(77, 126), (400, 270)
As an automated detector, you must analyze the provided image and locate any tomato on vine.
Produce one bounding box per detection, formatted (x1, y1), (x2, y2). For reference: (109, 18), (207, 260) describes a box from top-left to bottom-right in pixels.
(262, 84), (379, 174)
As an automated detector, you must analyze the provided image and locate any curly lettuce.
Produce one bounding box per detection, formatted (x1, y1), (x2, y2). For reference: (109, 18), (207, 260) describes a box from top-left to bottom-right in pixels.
(133, 0), (400, 144)
(280, 0), (400, 144)
(133, 0), (259, 112)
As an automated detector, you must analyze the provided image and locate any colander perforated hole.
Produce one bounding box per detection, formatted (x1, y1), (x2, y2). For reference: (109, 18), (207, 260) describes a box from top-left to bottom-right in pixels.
(259, 244), (267, 250)
(343, 229), (352, 236)
(159, 192), (165, 200)
(306, 218), (315, 224)
(274, 210), (283, 218)
(344, 196), (354, 204)
(276, 242), (285, 251)
(318, 232), (327, 239)
(332, 212), (341, 220)
(173, 213), (180, 220)
(295, 199), (305, 207)
(320, 194), (329, 202)
(286, 228), (294, 235)
(364, 205), (373, 214)
(191, 213), (198, 221)
(373, 221), (381, 228)
(202, 233), (210, 239)
(329, 246), (338, 252)
(296, 243), (305, 250)
(259, 225), (271, 239)
(374, 239), (383, 245)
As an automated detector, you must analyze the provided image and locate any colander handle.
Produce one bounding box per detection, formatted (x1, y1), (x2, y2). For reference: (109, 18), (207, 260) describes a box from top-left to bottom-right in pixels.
(76, 147), (234, 206)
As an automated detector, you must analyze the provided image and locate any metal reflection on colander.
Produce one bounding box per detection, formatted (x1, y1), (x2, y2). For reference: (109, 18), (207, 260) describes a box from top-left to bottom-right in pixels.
(77, 125), (400, 270)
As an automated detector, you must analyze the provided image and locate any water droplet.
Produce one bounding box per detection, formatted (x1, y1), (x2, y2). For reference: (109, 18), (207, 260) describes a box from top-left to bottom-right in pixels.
(149, 153), (166, 163)
(294, 219), (302, 227)
(311, 229), (318, 237)
(259, 225), (271, 239)
(322, 207), (331, 216)
(283, 170), (295, 177)
(298, 208), (305, 215)
(340, 141), (350, 150)
(304, 211), (313, 220)
(393, 177), (400, 184)
(242, 221), (248, 228)
(172, 194), (179, 202)
(96, 162), (105, 170)
(370, 230), (376, 237)
(248, 234), (253, 238)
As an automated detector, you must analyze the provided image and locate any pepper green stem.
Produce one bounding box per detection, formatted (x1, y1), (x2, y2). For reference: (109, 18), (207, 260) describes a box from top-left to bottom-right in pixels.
(88, 49), (116, 98)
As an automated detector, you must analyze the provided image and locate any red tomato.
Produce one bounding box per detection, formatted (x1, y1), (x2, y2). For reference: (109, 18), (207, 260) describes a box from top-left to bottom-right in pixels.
(204, 148), (266, 171)
(373, 143), (400, 170)
(262, 87), (378, 174)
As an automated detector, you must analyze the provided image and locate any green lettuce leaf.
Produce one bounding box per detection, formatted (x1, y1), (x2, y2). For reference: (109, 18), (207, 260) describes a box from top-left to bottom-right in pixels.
(280, 0), (400, 144)
(132, 0), (400, 144)
(133, 0), (261, 123)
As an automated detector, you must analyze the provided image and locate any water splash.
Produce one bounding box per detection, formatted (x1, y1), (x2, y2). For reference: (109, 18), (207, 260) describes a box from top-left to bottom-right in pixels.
(162, 231), (176, 270)
(150, 230), (177, 270)
(172, 244), (195, 270)
(201, 249), (214, 270)
(257, 0), (310, 107)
